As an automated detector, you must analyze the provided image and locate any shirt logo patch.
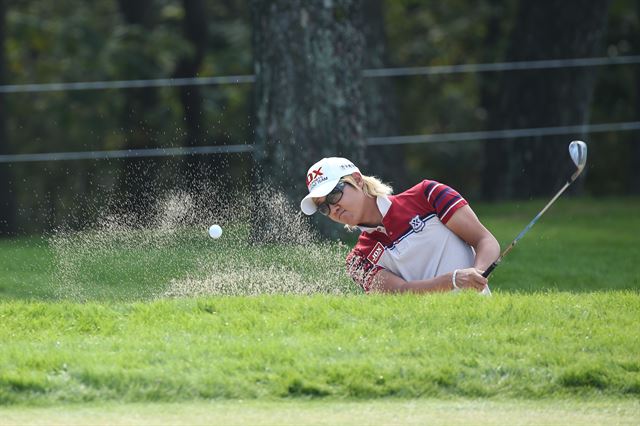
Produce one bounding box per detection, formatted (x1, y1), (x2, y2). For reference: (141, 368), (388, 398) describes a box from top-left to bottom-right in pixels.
(410, 215), (425, 233)
(367, 242), (385, 264)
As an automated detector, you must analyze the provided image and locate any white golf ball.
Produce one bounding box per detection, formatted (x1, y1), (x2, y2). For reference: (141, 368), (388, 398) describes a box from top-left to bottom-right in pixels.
(208, 224), (222, 239)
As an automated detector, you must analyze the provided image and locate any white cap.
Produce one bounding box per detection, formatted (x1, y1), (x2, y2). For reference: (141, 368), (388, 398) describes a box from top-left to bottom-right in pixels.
(300, 157), (360, 215)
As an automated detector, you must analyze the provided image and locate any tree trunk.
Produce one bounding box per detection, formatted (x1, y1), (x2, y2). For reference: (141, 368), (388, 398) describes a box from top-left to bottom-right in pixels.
(0, 0), (16, 236)
(250, 0), (367, 240)
(482, 0), (610, 200)
(250, 0), (366, 196)
(362, 0), (406, 190)
(116, 0), (161, 219)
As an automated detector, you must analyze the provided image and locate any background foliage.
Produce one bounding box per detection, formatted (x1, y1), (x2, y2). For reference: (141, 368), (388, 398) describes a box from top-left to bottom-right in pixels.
(0, 0), (638, 234)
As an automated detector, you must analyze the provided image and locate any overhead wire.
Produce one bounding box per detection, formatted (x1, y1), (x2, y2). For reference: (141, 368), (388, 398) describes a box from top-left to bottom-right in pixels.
(1, 121), (638, 163)
(1, 55), (639, 93)
(1, 55), (638, 162)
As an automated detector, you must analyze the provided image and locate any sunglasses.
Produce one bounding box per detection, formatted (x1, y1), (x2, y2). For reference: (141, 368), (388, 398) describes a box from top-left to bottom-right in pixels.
(317, 181), (346, 216)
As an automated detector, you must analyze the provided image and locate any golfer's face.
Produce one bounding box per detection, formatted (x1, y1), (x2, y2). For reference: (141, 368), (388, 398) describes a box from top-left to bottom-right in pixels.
(315, 183), (364, 226)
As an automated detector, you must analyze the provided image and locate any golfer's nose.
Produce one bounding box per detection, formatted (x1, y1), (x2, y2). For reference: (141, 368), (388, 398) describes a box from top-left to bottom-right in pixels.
(329, 203), (340, 216)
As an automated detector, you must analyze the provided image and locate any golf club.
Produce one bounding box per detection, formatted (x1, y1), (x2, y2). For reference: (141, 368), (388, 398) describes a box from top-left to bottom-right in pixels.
(482, 140), (588, 278)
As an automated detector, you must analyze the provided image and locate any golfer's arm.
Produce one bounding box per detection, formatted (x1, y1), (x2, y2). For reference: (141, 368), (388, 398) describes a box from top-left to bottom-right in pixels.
(472, 235), (501, 271)
(370, 269), (453, 293)
(445, 205), (500, 272)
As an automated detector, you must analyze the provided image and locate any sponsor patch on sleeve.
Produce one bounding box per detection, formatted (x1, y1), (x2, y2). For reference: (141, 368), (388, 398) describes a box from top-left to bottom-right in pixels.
(367, 242), (385, 264)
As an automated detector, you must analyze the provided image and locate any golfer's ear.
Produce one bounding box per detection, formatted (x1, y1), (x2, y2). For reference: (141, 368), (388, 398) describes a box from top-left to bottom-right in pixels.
(352, 172), (364, 187)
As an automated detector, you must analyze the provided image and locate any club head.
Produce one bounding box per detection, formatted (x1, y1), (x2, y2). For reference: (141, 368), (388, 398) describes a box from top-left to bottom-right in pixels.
(569, 140), (587, 179)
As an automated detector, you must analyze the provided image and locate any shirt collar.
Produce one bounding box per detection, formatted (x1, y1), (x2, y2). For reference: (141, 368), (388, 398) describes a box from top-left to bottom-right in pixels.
(357, 195), (392, 233)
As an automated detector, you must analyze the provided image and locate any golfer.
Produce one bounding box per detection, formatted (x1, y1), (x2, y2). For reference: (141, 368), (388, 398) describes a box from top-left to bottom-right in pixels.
(300, 157), (500, 293)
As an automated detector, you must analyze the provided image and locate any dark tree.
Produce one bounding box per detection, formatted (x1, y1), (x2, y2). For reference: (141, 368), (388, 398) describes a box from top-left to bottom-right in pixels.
(632, 0), (640, 194)
(0, 0), (16, 236)
(174, 0), (211, 186)
(116, 0), (162, 218)
(478, 0), (509, 137)
(250, 0), (367, 198)
(362, 0), (406, 190)
(482, 0), (611, 199)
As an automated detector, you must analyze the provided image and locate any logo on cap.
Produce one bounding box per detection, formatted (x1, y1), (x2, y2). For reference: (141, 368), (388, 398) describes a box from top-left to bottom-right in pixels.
(306, 167), (324, 187)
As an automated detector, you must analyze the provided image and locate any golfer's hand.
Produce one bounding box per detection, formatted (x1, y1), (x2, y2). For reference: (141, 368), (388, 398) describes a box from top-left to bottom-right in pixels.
(454, 268), (488, 291)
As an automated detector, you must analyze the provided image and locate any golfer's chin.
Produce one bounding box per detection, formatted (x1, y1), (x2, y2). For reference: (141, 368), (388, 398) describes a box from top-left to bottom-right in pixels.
(330, 211), (357, 226)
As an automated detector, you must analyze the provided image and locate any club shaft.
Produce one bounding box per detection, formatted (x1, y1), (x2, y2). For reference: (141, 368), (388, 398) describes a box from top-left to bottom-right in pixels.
(482, 179), (573, 278)
(515, 180), (571, 244)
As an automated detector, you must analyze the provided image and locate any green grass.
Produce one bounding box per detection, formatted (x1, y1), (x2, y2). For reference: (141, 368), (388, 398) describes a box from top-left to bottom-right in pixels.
(0, 197), (638, 416)
(0, 237), (56, 300)
(0, 198), (640, 301)
(1, 197), (639, 301)
(1, 293), (638, 404)
(2, 399), (639, 425)
(472, 197), (640, 292)
(0, 225), (354, 301)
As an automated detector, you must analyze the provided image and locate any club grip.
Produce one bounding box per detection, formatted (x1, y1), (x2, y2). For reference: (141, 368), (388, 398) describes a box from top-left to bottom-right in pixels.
(482, 261), (498, 278)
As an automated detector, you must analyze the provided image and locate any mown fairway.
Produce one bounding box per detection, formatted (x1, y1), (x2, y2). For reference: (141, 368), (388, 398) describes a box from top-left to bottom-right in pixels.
(2, 399), (639, 426)
(0, 197), (639, 424)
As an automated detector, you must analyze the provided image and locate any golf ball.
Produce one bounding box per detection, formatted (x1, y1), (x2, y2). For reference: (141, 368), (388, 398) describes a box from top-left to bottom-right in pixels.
(208, 224), (222, 239)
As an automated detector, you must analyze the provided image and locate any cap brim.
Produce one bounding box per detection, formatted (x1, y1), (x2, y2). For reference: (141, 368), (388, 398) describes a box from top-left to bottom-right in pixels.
(300, 178), (341, 215)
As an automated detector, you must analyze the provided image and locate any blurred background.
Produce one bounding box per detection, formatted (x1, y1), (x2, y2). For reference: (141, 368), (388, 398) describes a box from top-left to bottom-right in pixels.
(0, 0), (638, 236)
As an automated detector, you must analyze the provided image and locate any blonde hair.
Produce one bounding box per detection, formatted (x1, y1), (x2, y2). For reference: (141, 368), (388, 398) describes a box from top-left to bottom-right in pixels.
(340, 174), (393, 231)
(341, 174), (393, 197)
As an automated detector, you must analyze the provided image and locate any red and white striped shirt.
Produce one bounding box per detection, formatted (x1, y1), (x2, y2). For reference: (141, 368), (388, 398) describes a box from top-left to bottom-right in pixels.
(346, 180), (476, 292)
